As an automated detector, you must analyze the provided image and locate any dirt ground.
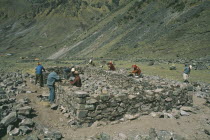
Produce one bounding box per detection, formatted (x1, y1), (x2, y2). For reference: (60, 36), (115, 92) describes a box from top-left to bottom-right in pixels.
(14, 80), (210, 140)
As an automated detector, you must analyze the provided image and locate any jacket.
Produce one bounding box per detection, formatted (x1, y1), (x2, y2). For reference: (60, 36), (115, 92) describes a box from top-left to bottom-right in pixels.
(47, 72), (60, 86)
(70, 75), (82, 87)
(132, 66), (141, 75)
(184, 67), (191, 74)
(35, 65), (45, 74)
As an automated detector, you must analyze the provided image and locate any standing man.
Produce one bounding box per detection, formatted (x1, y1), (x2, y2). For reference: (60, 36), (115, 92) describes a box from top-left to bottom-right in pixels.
(47, 70), (61, 103)
(183, 64), (192, 83)
(35, 62), (45, 87)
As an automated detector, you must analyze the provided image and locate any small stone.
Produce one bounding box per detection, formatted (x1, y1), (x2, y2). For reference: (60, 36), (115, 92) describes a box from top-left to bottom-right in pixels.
(165, 97), (172, 102)
(19, 119), (34, 127)
(19, 126), (32, 135)
(118, 133), (128, 140)
(180, 110), (190, 116)
(77, 110), (88, 118)
(180, 106), (193, 112)
(51, 104), (58, 110)
(7, 125), (14, 134)
(9, 128), (20, 136)
(17, 106), (32, 116)
(74, 91), (89, 98)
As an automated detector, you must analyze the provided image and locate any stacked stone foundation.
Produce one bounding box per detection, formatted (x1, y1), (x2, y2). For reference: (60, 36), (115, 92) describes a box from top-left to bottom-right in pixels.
(51, 67), (192, 126)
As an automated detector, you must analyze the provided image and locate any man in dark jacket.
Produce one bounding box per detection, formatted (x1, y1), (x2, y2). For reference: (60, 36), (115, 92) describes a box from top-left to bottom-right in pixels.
(47, 70), (61, 103)
(35, 62), (45, 87)
(70, 71), (82, 87)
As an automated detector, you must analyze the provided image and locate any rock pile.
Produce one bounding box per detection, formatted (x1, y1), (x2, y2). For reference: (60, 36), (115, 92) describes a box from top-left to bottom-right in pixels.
(88, 128), (186, 140)
(0, 71), (32, 99)
(0, 98), (34, 137)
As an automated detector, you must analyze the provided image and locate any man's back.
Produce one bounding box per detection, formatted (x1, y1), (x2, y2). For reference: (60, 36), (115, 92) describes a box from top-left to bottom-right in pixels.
(47, 72), (60, 86)
(36, 65), (44, 74)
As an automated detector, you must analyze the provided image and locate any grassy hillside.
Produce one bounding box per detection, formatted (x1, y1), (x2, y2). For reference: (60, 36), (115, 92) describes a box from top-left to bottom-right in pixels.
(0, 0), (209, 61)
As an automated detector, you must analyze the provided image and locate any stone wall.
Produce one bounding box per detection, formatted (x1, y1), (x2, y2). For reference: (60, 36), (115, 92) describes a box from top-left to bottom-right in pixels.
(53, 67), (193, 127)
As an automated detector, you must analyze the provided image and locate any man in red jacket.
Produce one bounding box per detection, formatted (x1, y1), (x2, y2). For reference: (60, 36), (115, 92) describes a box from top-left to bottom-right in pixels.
(131, 65), (141, 76)
(107, 61), (116, 71)
(70, 71), (82, 87)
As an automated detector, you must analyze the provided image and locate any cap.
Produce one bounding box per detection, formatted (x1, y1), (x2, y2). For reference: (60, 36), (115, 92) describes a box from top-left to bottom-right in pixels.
(71, 68), (75, 72)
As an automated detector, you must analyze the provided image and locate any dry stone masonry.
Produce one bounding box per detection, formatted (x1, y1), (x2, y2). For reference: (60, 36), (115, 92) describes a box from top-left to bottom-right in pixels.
(50, 67), (193, 127)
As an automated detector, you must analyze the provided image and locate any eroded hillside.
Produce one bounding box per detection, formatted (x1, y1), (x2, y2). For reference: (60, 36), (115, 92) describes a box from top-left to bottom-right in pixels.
(0, 0), (209, 60)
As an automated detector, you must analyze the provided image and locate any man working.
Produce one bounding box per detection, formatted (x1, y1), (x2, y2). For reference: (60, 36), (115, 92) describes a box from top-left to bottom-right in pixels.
(35, 62), (45, 87)
(183, 64), (192, 83)
(131, 65), (141, 77)
(47, 70), (62, 103)
(70, 71), (82, 87)
(107, 61), (116, 71)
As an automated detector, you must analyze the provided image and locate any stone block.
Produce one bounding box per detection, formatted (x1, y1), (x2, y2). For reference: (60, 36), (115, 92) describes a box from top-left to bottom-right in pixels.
(77, 110), (88, 118)
(86, 98), (98, 104)
(96, 104), (107, 110)
(74, 91), (89, 98)
(75, 98), (86, 104)
(100, 94), (110, 102)
(85, 105), (95, 111)
(0, 112), (17, 127)
(17, 106), (32, 116)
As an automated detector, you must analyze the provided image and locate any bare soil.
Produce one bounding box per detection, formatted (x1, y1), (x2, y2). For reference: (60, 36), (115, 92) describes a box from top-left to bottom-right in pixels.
(14, 80), (210, 140)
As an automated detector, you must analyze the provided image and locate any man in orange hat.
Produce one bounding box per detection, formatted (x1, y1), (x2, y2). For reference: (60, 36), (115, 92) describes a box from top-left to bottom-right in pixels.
(35, 62), (45, 87)
(131, 65), (141, 76)
(107, 61), (116, 71)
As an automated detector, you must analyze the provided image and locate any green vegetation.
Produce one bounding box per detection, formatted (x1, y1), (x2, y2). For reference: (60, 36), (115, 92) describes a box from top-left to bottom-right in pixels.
(0, 0), (209, 84)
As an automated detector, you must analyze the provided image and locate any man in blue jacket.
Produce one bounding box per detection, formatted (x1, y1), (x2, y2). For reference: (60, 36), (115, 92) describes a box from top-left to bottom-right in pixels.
(47, 70), (61, 103)
(35, 62), (45, 87)
(183, 64), (192, 83)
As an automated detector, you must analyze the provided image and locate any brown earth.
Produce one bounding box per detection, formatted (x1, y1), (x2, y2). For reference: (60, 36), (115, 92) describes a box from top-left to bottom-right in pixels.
(14, 80), (210, 140)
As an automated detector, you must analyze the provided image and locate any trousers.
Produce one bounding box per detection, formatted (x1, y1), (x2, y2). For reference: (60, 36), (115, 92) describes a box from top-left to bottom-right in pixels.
(48, 85), (55, 103)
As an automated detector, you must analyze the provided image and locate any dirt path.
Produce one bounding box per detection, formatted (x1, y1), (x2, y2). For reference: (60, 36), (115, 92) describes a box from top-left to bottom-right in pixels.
(16, 81), (210, 140)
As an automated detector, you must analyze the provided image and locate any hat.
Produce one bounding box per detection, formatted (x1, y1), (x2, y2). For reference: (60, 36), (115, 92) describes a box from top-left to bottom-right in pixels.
(71, 68), (75, 72)
(74, 71), (79, 75)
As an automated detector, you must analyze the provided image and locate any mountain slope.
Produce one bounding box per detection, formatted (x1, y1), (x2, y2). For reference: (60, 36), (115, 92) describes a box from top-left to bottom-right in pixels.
(0, 0), (209, 60)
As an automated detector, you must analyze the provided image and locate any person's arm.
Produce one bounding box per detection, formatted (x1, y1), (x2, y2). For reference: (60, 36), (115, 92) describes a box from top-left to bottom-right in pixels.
(42, 66), (46, 72)
(70, 77), (78, 84)
(53, 73), (61, 82)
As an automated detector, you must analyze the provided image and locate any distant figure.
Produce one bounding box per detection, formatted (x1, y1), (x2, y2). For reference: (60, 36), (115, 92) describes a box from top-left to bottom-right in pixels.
(131, 65), (141, 77)
(69, 67), (76, 81)
(183, 64), (192, 83)
(47, 70), (62, 103)
(107, 61), (116, 71)
(70, 71), (82, 87)
(35, 62), (45, 87)
(88, 59), (95, 66)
